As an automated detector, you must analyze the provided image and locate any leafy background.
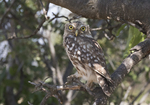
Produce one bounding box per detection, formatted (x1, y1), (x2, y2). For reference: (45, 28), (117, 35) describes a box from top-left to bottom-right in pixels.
(0, 0), (150, 105)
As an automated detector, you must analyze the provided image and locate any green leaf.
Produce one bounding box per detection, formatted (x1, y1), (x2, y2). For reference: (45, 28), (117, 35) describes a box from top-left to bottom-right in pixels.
(123, 26), (145, 57)
(145, 66), (150, 72)
(116, 24), (127, 36)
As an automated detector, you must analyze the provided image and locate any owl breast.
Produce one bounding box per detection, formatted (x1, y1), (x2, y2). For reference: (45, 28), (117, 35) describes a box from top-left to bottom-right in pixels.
(64, 35), (100, 83)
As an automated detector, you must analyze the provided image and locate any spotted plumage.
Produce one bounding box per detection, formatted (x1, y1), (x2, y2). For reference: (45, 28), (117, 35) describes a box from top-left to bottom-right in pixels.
(63, 21), (114, 96)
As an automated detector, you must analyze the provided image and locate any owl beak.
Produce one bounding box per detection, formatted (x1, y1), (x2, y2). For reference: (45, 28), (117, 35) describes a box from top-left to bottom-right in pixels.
(75, 30), (78, 36)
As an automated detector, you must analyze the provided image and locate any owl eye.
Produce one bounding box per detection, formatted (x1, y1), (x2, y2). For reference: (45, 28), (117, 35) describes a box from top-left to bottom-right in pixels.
(69, 25), (74, 30)
(80, 26), (86, 31)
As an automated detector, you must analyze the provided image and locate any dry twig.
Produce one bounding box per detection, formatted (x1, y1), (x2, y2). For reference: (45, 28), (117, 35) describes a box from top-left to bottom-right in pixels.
(28, 77), (92, 105)
(6, 13), (69, 40)
(38, 0), (50, 20)
(129, 79), (150, 105)
(0, 0), (16, 27)
(90, 23), (122, 31)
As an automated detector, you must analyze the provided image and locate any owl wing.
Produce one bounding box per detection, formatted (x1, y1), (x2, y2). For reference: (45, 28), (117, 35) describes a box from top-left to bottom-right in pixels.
(79, 38), (112, 81)
(79, 38), (114, 96)
(92, 41), (112, 80)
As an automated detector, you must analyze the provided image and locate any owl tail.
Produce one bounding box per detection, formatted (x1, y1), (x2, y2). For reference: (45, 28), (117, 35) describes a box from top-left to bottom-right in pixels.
(96, 73), (114, 97)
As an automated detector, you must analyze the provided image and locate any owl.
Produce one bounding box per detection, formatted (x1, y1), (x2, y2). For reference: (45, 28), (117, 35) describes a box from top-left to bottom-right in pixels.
(63, 21), (114, 96)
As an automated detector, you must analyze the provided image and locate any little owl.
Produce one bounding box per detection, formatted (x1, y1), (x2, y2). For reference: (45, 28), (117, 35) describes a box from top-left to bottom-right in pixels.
(63, 21), (114, 96)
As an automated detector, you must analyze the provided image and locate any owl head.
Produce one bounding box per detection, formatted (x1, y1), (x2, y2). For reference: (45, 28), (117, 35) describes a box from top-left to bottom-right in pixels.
(64, 21), (93, 38)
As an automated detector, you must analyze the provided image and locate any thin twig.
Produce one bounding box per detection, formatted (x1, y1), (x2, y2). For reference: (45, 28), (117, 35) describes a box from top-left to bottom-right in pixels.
(40, 93), (52, 105)
(6, 0), (51, 40)
(0, 0), (16, 27)
(28, 80), (86, 104)
(28, 101), (33, 105)
(52, 12), (69, 21)
(90, 23), (122, 31)
(139, 89), (150, 104)
(122, 69), (145, 101)
(123, 83), (133, 100)
(56, 85), (82, 90)
(7, 13), (69, 40)
(103, 31), (115, 40)
(7, 18), (46, 40)
(38, 0), (50, 20)
(129, 79), (150, 105)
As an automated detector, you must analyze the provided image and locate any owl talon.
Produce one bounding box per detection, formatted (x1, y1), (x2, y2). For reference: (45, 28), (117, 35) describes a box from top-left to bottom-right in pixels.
(65, 82), (69, 85)
(66, 75), (79, 84)
(67, 75), (76, 81)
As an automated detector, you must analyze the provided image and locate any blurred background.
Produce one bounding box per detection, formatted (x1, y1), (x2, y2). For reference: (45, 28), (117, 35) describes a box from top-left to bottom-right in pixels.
(0, 0), (150, 105)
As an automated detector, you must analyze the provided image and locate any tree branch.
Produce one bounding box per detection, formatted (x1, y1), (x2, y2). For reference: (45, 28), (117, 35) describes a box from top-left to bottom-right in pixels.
(48, 0), (150, 35)
(111, 38), (150, 86)
(28, 80), (87, 105)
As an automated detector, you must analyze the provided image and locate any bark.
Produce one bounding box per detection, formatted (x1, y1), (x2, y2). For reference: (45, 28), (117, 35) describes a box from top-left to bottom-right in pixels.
(112, 38), (150, 85)
(48, 0), (150, 35)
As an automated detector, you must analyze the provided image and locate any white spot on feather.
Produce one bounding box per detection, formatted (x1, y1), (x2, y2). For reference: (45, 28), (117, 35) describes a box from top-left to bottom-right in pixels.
(77, 50), (81, 55)
(99, 52), (104, 56)
(68, 35), (73, 38)
(97, 57), (100, 60)
(74, 37), (76, 41)
(100, 81), (104, 84)
(82, 49), (86, 52)
(87, 44), (93, 48)
(70, 47), (73, 50)
(72, 43), (75, 47)
(83, 45), (86, 49)
(75, 49), (77, 52)
(78, 57), (81, 61)
(88, 63), (92, 67)
(73, 55), (77, 58)
(85, 35), (93, 38)
(94, 59), (98, 62)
